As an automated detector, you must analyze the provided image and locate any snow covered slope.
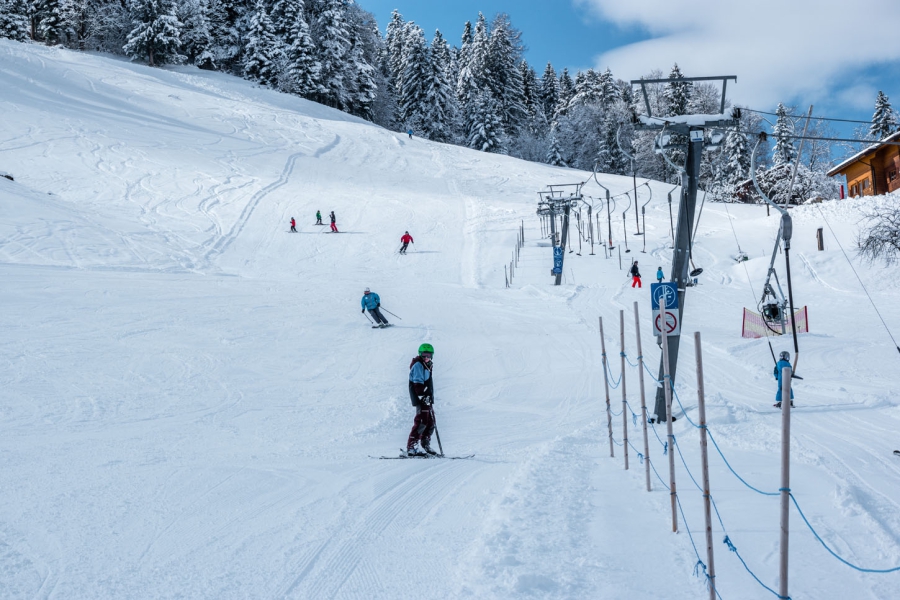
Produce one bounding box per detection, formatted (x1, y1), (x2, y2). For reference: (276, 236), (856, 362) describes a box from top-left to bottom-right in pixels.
(1, 39), (900, 599)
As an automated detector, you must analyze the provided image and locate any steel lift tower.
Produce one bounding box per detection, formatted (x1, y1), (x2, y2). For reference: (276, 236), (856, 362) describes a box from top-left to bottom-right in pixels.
(631, 75), (737, 421)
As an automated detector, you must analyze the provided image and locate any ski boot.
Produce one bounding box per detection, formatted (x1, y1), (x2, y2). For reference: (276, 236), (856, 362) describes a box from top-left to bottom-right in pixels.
(421, 442), (438, 456)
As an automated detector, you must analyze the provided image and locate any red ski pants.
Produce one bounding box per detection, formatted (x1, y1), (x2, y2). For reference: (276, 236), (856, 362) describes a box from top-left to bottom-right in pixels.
(407, 406), (435, 449)
(330, 222), (338, 232)
(631, 276), (642, 288)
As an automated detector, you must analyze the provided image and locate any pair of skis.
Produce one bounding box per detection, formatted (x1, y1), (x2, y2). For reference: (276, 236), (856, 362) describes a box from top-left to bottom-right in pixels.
(372, 323), (394, 329)
(372, 449), (474, 460)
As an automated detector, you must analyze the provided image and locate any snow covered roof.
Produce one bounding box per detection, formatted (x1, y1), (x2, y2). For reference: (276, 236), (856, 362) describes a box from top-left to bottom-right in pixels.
(826, 130), (900, 177)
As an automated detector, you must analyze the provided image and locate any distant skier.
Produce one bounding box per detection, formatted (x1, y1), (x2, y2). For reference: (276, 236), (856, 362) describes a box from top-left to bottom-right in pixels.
(407, 343), (437, 456)
(656, 266), (664, 283)
(774, 351), (794, 408)
(290, 217), (297, 233)
(329, 210), (338, 233)
(361, 287), (389, 327)
(400, 231), (414, 254)
(407, 129), (413, 139)
(316, 210), (323, 225)
(630, 260), (642, 288)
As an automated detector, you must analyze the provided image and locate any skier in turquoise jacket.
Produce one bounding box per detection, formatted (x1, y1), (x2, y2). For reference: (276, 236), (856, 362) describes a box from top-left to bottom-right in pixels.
(774, 351), (794, 407)
(361, 287), (389, 327)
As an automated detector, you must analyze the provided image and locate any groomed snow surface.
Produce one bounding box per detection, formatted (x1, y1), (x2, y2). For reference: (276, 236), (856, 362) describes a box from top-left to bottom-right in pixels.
(2, 40), (900, 599)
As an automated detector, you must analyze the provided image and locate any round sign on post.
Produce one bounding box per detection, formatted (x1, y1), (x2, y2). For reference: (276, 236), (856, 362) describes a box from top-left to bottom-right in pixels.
(653, 284), (678, 310)
(654, 309), (679, 335)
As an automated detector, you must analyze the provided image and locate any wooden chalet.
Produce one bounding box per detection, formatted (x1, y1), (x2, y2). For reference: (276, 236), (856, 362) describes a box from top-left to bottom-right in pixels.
(827, 131), (900, 197)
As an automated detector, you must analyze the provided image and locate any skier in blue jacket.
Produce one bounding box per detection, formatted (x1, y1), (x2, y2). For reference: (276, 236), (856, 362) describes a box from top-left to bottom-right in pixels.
(407, 343), (436, 456)
(774, 351), (794, 408)
(361, 287), (389, 327)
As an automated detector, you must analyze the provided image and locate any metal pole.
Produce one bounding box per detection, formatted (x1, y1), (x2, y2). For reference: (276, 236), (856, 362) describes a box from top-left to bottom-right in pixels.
(505, 265), (508, 288)
(660, 306), (678, 532)
(556, 204), (571, 286)
(606, 189), (613, 249)
(695, 332), (716, 600)
(600, 317), (614, 458)
(779, 364), (792, 600)
(634, 302), (651, 492)
(633, 167), (640, 233)
(620, 310), (629, 470)
(642, 208), (647, 253)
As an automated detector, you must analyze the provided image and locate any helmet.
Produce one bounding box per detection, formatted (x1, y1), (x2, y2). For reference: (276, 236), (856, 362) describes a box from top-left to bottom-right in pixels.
(364, 287), (370, 294)
(418, 343), (434, 356)
(779, 351), (790, 361)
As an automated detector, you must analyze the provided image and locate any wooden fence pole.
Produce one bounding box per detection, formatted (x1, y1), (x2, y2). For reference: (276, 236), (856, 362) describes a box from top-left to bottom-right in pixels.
(695, 332), (716, 600)
(599, 316), (614, 458)
(620, 310), (629, 470)
(634, 302), (651, 491)
(660, 308), (678, 532)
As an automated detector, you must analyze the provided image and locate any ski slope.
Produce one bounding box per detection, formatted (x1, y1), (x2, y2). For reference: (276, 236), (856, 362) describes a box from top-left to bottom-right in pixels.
(1, 40), (899, 599)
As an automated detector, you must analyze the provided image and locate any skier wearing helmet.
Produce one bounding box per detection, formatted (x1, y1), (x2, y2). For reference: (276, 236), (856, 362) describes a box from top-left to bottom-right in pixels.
(361, 287), (389, 327)
(774, 350), (794, 408)
(399, 231), (414, 254)
(407, 343), (437, 456)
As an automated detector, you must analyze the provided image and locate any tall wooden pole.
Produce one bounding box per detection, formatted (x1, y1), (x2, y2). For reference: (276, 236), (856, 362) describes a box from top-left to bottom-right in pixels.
(660, 308), (678, 532)
(695, 332), (716, 600)
(620, 310), (629, 470)
(600, 317), (614, 458)
(634, 302), (651, 491)
(779, 364), (792, 600)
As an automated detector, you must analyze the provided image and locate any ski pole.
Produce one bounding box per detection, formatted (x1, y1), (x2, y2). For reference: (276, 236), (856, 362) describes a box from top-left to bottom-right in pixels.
(362, 310), (373, 324)
(380, 307), (402, 319)
(432, 406), (444, 456)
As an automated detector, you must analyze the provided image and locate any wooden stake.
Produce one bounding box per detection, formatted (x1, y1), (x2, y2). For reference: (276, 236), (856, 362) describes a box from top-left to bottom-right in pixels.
(600, 316), (614, 458)
(660, 308), (678, 532)
(620, 310), (629, 470)
(634, 302), (651, 491)
(779, 364), (792, 600)
(695, 332), (716, 600)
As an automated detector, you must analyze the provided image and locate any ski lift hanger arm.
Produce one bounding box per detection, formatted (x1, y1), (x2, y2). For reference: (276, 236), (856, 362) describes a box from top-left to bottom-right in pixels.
(631, 75), (737, 118)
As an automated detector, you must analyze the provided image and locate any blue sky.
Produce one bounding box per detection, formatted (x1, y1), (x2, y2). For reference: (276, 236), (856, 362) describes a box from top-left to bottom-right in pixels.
(359, 0), (900, 135)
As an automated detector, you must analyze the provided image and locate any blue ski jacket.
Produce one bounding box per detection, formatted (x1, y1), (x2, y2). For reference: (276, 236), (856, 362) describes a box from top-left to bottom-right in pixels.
(361, 292), (381, 310)
(774, 359), (794, 401)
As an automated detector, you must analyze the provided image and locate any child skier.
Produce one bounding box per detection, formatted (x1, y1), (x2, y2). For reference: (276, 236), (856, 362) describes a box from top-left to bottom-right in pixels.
(407, 343), (437, 456)
(400, 231), (414, 254)
(361, 287), (389, 327)
(290, 217), (297, 233)
(774, 351), (794, 408)
(630, 260), (642, 288)
(329, 211), (338, 233)
(656, 266), (664, 283)
(316, 210), (323, 225)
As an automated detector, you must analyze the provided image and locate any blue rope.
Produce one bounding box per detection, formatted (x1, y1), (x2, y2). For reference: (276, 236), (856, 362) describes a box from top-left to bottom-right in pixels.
(724, 536), (789, 599)
(674, 495), (724, 600)
(789, 493), (900, 573)
(623, 352), (640, 368)
(602, 353), (622, 388)
(673, 435), (704, 492)
(672, 387), (702, 428)
(707, 431), (779, 496)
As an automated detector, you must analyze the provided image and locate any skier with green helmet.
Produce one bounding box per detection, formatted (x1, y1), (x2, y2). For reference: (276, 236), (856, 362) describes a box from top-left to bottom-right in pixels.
(406, 343), (436, 456)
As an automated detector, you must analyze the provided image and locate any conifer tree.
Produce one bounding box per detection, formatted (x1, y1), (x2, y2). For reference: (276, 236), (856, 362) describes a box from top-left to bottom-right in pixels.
(870, 91), (898, 140)
(772, 102), (796, 167)
(419, 29), (457, 141)
(243, 0), (280, 85)
(398, 23), (429, 128)
(0, 0), (30, 41)
(486, 13), (525, 135)
(384, 8), (404, 92)
(539, 62), (559, 122)
(283, 0), (319, 96)
(454, 19), (472, 103)
(207, 0), (245, 68)
(555, 67), (574, 119)
(314, 0), (350, 108)
(546, 133), (565, 166)
(598, 68), (616, 107)
(35, 0), (70, 44)
(467, 91), (504, 153)
(343, 35), (376, 120)
(123, 0), (182, 66)
(178, 0), (214, 68)
(520, 60), (545, 133)
(664, 63), (691, 116)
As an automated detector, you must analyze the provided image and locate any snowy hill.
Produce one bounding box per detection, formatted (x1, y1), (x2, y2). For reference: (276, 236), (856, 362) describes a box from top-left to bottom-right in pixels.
(2, 39), (900, 599)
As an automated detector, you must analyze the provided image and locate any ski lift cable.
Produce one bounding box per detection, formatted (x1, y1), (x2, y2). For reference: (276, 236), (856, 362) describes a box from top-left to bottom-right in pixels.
(814, 204), (900, 357)
(742, 107), (873, 126)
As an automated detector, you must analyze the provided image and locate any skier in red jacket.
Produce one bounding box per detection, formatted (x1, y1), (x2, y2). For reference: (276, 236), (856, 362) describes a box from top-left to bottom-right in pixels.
(400, 231), (414, 254)
(290, 217), (297, 233)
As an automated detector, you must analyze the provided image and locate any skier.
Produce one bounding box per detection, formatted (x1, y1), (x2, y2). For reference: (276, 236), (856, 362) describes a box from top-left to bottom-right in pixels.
(774, 350), (794, 408)
(407, 128), (413, 139)
(407, 343), (437, 456)
(315, 210), (323, 225)
(630, 260), (642, 288)
(290, 217), (297, 233)
(656, 266), (664, 283)
(400, 231), (414, 254)
(329, 211), (338, 233)
(361, 287), (389, 327)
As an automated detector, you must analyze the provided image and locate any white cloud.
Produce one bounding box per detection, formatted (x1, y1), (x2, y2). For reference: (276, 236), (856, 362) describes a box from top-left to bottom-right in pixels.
(574, 0), (900, 110)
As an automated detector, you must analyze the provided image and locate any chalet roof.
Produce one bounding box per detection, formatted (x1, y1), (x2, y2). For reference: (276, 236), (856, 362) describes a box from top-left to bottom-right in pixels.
(827, 130), (900, 177)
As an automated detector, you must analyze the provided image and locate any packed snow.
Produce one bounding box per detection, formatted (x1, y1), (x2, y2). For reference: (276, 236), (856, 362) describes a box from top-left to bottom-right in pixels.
(1, 40), (900, 599)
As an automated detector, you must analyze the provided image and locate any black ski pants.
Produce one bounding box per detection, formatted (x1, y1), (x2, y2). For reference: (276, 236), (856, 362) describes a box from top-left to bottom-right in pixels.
(368, 307), (389, 324)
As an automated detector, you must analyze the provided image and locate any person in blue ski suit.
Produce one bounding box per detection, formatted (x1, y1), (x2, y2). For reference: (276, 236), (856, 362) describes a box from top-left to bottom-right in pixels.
(774, 351), (794, 407)
(361, 287), (389, 327)
(657, 267), (664, 283)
